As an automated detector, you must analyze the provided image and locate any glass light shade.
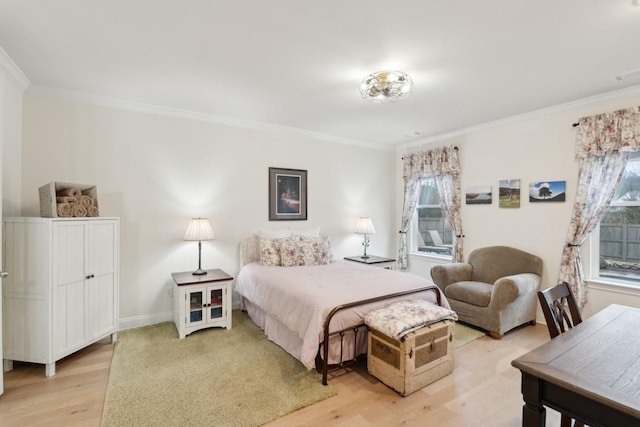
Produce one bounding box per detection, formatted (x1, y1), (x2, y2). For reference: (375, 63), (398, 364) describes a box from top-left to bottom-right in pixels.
(360, 70), (413, 103)
(184, 218), (215, 241)
(355, 217), (376, 234)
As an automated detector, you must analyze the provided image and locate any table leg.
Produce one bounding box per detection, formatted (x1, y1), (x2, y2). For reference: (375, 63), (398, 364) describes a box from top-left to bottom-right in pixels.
(521, 372), (545, 427)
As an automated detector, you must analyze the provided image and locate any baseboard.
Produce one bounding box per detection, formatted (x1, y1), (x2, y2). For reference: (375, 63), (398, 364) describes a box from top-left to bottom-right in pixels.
(118, 304), (242, 331)
(118, 311), (173, 331)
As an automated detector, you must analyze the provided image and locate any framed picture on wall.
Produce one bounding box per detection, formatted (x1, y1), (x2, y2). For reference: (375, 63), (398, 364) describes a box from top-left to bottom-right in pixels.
(529, 181), (566, 202)
(465, 186), (492, 205)
(499, 179), (521, 208)
(269, 167), (308, 221)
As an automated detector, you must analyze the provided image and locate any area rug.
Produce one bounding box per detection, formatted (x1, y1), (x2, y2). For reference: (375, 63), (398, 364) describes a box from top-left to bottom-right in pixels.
(454, 322), (486, 348)
(101, 311), (336, 427)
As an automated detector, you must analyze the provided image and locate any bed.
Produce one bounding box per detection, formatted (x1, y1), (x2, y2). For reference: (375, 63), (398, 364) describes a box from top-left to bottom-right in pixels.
(235, 234), (449, 384)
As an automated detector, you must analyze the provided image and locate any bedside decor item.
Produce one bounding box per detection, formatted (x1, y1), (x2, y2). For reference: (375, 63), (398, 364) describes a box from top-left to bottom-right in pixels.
(39, 182), (99, 218)
(360, 70), (413, 103)
(184, 218), (215, 275)
(354, 217), (376, 258)
(269, 167), (307, 221)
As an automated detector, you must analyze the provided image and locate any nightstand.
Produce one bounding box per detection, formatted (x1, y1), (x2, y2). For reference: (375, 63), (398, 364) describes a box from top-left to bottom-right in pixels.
(171, 268), (233, 339)
(344, 255), (396, 270)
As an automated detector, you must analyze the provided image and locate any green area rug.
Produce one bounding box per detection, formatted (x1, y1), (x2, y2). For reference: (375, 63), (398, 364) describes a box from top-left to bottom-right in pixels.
(454, 322), (486, 348)
(101, 311), (336, 427)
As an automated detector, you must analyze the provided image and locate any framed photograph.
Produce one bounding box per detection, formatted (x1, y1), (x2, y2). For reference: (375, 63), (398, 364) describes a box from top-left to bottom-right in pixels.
(269, 167), (307, 221)
(529, 181), (566, 203)
(499, 179), (521, 208)
(465, 186), (492, 205)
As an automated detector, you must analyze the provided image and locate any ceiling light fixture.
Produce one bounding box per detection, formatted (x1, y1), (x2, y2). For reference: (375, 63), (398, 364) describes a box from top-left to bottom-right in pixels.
(360, 70), (413, 103)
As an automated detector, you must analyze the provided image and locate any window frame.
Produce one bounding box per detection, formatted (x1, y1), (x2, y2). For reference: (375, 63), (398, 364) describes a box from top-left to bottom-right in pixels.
(410, 178), (454, 260)
(591, 153), (640, 288)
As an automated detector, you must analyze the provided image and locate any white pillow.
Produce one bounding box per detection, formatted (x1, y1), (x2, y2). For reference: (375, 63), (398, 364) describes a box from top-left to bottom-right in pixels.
(290, 226), (320, 237)
(258, 228), (291, 239)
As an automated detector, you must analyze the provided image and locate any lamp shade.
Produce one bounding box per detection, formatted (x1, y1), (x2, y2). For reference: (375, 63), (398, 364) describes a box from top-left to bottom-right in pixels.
(354, 217), (376, 234)
(184, 218), (215, 241)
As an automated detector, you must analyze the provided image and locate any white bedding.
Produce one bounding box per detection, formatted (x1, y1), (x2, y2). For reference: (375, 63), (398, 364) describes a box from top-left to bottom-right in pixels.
(235, 260), (447, 369)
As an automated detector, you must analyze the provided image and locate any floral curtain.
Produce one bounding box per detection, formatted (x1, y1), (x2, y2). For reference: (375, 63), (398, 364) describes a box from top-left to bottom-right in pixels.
(559, 106), (640, 306)
(434, 173), (464, 262)
(398, 145), (462, 268)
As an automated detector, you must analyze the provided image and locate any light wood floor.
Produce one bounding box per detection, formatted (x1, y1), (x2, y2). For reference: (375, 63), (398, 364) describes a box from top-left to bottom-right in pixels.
(0, 322), (562, 427)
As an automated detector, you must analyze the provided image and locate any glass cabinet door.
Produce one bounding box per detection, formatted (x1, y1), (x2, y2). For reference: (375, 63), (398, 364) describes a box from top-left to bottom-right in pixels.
(209, 288), (223, 320)
(187, 289), (204, 325)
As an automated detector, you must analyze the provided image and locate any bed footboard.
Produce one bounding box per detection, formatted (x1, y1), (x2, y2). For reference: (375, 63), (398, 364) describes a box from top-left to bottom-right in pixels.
(319, 285), (442, 385)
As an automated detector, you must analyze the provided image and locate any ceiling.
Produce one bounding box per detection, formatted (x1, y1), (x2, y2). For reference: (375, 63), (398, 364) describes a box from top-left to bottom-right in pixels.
(1, 0), (640, 147)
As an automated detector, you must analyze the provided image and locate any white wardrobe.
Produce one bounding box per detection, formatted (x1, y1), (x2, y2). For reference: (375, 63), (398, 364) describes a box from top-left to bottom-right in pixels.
(3, 217), (119, 377)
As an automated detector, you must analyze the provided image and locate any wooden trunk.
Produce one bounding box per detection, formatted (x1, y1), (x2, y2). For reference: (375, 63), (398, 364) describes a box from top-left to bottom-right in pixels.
(367, 319), (455, 396)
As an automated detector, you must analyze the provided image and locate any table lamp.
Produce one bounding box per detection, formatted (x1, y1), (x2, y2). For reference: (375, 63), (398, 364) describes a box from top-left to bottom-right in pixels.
(355, 217), (376, 259)
(184, 217), (215, 275)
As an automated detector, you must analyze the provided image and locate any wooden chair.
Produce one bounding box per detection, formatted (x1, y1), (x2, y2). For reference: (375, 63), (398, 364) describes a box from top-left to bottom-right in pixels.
(538, 282), (582, 339)
(537, 282), (584, 427)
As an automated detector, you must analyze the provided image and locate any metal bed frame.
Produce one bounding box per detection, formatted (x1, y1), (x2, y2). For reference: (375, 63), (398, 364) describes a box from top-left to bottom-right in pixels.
(318, 285), (442, 385)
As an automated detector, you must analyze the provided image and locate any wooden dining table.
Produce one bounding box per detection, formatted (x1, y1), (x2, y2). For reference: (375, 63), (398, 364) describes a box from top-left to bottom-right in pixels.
(511, 304), (640, 427)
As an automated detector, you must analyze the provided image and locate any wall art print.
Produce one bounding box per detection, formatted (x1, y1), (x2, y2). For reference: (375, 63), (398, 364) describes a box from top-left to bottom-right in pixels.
(269, 167), (308, 221)
(465, 186), (492, 205)
(499, 179), (520, 208)
(529, 181), (566, 203)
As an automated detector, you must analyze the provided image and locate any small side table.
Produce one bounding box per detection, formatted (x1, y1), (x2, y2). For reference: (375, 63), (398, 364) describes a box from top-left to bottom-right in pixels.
(344, 255), (396, 270)
(171, 268), (233, 339)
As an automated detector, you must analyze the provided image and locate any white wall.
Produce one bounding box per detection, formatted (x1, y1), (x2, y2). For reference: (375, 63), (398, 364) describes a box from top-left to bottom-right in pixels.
(16, 78), (640, 329)
(397, 86), (640, 319)
(1, 60), (24, 219)
(20, 91), (396, 328)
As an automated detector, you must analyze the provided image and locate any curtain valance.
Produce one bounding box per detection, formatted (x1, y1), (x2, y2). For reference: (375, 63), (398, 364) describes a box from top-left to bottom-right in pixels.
(403, 145), (460, 182)
(575, 107), (640, 158)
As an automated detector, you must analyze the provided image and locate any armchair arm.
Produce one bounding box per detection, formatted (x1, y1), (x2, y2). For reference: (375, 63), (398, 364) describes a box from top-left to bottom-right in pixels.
(430, 263), (473, 290)
(489, 273), (541, 310)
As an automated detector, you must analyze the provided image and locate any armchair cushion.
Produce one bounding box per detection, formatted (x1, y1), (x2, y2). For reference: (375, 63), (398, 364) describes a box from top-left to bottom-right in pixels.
(444, 281), (492, 307)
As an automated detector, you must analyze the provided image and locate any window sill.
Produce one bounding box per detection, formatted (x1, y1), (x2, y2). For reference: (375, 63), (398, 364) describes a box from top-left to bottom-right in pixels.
(409, 252), (453, 262)
(587, 278), (640, 296)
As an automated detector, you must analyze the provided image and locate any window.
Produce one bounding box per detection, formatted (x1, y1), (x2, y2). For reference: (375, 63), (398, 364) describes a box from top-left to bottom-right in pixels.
(412, 178), (453, 256)
(598, 152), (640, 283)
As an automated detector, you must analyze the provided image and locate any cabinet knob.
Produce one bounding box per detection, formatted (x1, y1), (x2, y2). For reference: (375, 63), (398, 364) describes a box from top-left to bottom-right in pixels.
(85, 274), (95, 279)
(0, 271), (8, 278)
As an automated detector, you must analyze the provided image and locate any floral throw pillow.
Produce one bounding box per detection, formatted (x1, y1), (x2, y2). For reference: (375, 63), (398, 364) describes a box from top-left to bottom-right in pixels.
(280, 236), (332, 267)
(259, 237), (285, 266)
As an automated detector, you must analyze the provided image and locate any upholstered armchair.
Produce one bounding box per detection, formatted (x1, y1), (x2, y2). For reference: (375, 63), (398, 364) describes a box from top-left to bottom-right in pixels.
(430, 246), (543, 339)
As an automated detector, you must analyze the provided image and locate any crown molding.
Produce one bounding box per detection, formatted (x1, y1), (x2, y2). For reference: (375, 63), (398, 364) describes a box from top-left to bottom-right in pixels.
(27, 84), (392, 151)
(398, 85), (640, 152)
(0, 46), (30, 90)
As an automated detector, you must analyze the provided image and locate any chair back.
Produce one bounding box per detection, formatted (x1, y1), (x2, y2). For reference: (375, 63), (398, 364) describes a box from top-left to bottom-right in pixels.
(467, 246), (543, 285)
(538, 282), (582, 339)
